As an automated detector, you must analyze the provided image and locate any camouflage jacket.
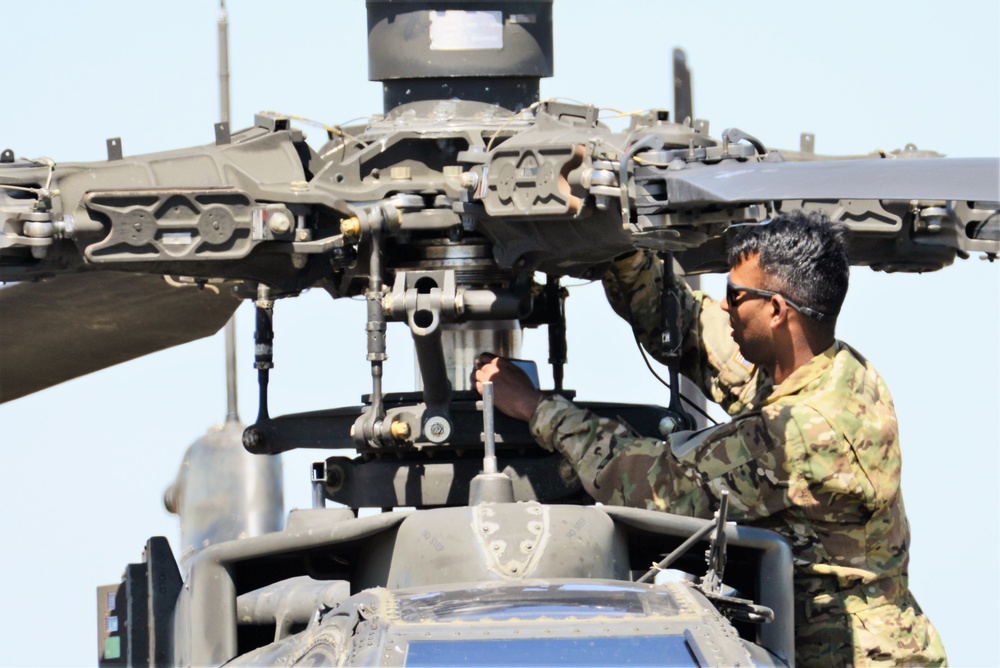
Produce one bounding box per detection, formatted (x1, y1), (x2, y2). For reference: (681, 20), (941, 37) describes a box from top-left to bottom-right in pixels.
(529, 251), (945, 666)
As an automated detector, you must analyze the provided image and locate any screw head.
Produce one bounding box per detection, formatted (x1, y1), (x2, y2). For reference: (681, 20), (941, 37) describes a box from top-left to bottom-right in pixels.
(424, 416), (451, 443)
(242, 427), (263, 451)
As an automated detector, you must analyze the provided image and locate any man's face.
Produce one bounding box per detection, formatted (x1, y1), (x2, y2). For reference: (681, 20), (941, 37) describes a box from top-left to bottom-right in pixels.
(720, 255), (775, 367)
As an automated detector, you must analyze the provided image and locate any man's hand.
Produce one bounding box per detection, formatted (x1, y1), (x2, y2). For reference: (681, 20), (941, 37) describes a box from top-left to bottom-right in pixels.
(473, 354), (544, 422)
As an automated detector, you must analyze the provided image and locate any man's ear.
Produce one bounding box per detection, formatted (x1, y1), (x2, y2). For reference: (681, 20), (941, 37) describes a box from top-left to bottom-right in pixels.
(769, 295), (788, 328)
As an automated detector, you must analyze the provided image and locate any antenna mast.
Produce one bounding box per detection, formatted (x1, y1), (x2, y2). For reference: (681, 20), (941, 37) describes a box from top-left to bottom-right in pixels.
(219, 0), (239, 424)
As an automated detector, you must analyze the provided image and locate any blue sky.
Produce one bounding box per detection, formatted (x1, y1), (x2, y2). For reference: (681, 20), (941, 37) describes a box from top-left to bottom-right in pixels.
(1, 1), (998, 665)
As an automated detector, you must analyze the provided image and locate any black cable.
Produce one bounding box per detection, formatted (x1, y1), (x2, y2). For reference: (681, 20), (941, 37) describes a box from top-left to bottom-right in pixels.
(629, 328), (718, 425)
(610, 263), (719, 426)
(973, 211), (1000, 241)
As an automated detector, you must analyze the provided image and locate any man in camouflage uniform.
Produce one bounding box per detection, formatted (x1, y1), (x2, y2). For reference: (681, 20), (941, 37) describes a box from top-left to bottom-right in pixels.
(475, 211), (946, 666)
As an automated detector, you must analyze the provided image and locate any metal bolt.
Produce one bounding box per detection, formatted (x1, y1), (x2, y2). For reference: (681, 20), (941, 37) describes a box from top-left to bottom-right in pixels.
(242, 426), (263, 451)
(268, 210), (292, 234)
(390, 420), (411, 442)
(659, 416), (679, 437)
(340, 216), (361, 240)
(424, 416), (451, 443)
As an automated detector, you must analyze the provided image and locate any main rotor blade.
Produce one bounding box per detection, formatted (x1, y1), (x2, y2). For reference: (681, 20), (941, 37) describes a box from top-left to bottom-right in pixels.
(664, 157), (1000, 206)
(0, 272), (241, 403)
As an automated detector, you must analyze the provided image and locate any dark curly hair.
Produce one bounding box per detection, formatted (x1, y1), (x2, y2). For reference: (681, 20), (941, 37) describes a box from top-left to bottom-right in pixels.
(727, 210), (850, 324)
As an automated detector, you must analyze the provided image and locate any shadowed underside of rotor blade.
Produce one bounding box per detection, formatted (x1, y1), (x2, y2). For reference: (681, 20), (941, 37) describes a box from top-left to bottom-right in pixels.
(0, 272), (241, 403)
(664, 157), (1000, 206)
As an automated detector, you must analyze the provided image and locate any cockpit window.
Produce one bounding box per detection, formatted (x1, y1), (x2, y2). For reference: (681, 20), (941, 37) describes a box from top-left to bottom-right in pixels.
(404, 636), (698, 666)
(395, 583), (683, 623)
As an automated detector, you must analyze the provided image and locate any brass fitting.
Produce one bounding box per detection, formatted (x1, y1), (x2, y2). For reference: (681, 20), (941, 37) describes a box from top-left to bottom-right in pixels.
(340, 216), (361, 240)
(390, 420), (411, 442)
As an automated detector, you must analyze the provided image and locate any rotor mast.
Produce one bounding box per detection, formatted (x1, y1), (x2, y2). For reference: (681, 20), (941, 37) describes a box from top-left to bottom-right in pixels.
(365, 0), (558, 429)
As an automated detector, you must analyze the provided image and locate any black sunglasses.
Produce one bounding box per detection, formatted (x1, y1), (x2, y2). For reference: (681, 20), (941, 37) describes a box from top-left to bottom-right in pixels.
(726, 280), (830, 321)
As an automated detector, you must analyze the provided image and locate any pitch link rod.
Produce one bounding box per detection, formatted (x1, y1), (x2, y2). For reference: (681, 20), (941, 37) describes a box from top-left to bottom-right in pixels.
(363, 223), (388, 444)
(253, 284), (274, 423)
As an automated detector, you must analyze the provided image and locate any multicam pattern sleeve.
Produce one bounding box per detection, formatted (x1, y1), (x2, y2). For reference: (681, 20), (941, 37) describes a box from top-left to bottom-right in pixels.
(529, 377), (853, 527)
(529, 393), (802, 520)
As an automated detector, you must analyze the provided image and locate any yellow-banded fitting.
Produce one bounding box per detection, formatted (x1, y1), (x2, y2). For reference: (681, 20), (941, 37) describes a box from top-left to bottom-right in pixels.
(340, 216), (361, 240)
(390, 420), (411, 442)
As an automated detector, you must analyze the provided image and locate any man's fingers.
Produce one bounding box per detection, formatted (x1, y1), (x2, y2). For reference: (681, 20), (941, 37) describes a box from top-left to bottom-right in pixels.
(469, 353), (542, 421)
(475, 361), (499, 382)
(472, 353), (501, 389)
(474, 352), (499, 370)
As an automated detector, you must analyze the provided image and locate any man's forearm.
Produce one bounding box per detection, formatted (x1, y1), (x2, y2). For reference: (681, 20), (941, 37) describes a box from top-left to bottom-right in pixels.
(529, 394), (668, 508)
(529, 394), (750, 519)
